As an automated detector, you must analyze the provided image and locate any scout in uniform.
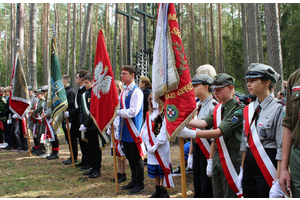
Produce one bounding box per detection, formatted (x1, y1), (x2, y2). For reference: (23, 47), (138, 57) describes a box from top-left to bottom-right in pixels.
(279, 68), (300, 197)
(188, 74), (217, 198)
(27, 86), (38, 152)
(28, 88), (45, 156)
(186, 73), (245, 198)
(239, 63), (285, 198)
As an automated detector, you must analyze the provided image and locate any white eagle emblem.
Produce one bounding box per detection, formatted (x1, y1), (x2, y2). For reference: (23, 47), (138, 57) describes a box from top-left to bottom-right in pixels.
(93, 61), (112, 99)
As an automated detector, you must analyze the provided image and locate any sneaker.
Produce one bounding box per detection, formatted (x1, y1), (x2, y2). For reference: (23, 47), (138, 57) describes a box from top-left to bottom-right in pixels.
(11, 148), (20, 152)
(38, 153), (50, 157)
(185, 166), (193, 174)
(0, 143), (8, 149)
(172, 166), (181, 176)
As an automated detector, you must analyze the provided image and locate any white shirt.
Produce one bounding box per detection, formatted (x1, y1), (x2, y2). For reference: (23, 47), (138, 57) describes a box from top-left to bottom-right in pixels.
(116, 82), (144, 119)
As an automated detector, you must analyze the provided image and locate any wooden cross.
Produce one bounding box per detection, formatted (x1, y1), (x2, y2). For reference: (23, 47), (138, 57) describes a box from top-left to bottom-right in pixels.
(117, 4), (140, 65)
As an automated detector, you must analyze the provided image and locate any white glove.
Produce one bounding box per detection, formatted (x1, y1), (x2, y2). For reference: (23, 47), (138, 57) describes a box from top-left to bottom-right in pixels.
(12, 114), (18, 119)
(206, 159), (213, 177)
(64, 111), (69, 118)
(269, 179), (283, 198)
(237, 166), (243, 190)
(148, 143), (159, 154)
(36, 116), (42, 121)
(79, 124), (87, 132)
(65, 122), (71, 130)
(177, 127), (196, 138)
(188, 154), (193, 169)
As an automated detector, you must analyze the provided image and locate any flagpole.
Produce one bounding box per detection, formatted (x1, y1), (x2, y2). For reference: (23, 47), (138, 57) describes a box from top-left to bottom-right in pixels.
(111, 126), (119, 192)
(179, 137), (187, 198)
(66, 116), (75, 168)
(25, 115), (32, 157)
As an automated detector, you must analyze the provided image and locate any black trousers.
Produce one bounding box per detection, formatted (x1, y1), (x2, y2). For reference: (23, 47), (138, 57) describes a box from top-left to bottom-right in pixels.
(86, 130), (102, 172)
(3, 122), (12, 146)
(62, 121), (78, 160)
(242, 148), (277, 198)
(10, 119), (28, 150)
(122, 141), (144, 187)
(51, 134), (59, 153)
(192, 141), (213, 198)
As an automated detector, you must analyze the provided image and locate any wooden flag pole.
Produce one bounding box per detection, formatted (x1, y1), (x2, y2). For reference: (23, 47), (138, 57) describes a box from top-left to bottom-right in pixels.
(25, 115), (32, 157)
(111, 126), (119, 192)
(179, 137), (187, 198)
(65, 116), (75, 168)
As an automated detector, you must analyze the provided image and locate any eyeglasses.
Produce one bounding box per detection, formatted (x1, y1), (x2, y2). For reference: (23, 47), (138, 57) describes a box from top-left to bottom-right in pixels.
(121, 73), (130, 76)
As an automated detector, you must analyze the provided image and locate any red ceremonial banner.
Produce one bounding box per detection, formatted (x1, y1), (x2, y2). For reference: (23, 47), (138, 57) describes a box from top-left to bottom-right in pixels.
(90, 29), (119, 135)
(9, 51), (31, 119)
(161, 3), (196, 140)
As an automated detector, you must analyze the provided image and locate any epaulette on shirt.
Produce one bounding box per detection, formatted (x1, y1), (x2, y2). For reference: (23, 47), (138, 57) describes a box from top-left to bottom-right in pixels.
(235, 101), (243, 105)
(212, 102), (218, 106)
(277, 100), (286, 106)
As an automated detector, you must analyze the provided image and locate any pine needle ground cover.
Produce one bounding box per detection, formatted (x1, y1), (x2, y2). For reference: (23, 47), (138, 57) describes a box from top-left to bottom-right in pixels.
(0, 133), (194, 198)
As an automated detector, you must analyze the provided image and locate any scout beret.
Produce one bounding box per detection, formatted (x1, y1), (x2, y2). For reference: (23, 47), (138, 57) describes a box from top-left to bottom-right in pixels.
(244, 63), (280, 83)
(211, 73), (235, 89)
(41, 85), (48, 92)
(192, 74), (213, 85)
(28, 86), (32, 91)
(35, 88), (42, 94)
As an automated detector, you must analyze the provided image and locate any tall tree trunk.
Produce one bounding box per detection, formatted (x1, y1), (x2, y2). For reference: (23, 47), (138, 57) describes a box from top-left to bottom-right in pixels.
(241, 3), (249, 94)
(29, 3), (37, 90)
(72, 3), (76, 87)
(256, 3), (264, 63)
(43, 3), (50, 85)
(56, 3), (61, 66)
(120, 4), (124, 68)
(79, 3), (82, 55)
(198, 4), (203, 65)
(11, 3), (15, 72)
(79, 3), (93, 70)
(65, 3), (71, 75)
(247, 3), (259, 63)
(138, 3), (143, 51)
(264, 3), (283, 93)
(218, 3), (223, 72)
(105, 3), (108, 34)
(205, 3), (209, 63)
(88, 18), (93, 73)
(210, 3), (215, 68)
(123, 4), (127, 65)
(189, 4), (197, 75)
(4, 5), (8, 85)
(178, 3), (181, 31)
(16, 3), (25, 68)
(112, 3), (118, 77)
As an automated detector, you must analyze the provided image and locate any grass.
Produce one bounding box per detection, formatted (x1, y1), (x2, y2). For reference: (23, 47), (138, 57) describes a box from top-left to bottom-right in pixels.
(0, 132), (194, 198)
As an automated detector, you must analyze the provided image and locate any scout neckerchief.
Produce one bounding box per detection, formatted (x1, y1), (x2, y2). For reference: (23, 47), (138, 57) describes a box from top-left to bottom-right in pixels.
(194, 99), (214, 159)
(244, 102), (276, 188)
(146, 111), (174, 188)
(213, 103), (243, 198)
(120, 87), (146, 159)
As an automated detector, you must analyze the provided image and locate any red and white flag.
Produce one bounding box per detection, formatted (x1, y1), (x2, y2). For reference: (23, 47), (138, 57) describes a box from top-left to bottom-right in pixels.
(10, 51), (31, 119)
(152, 3), (196, 141)
(90, 29), (119, 135)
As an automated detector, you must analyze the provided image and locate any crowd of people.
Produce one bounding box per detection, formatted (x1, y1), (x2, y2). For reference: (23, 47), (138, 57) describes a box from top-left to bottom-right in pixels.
(0, 62), (298, 198)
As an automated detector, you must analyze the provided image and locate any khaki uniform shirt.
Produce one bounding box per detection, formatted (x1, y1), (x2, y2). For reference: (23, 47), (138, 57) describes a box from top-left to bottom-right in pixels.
(282, 69), (300, 143)
(202, 97), (245, 151)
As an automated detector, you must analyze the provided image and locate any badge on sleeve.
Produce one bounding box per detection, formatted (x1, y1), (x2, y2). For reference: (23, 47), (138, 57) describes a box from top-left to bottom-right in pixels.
(231, 116), (238, 124)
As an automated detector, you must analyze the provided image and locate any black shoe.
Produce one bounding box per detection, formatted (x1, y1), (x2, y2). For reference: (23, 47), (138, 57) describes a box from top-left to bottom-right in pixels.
(150, 186), (161, 198)
(34, 150), (43, 156)
(128, 185), (145, 195)
(121, 181), (135, 190)
(82, 169), (94, 175)
(118, 173), (127, 183)
(47, 153), (59, 160)
(75, 162), (86, 167)
(88, 170), (101, 178)
(159, 186), (170, 198)
(64, 158), (78, 165)
(62, 157), (71, 163)
(111, 173), (121, 182)
(5, 145), (12, 150)
(80, 165), (92, 171)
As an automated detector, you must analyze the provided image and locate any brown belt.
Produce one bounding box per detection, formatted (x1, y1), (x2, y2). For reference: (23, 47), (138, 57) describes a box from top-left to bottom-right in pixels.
(294, 141), (300, 151)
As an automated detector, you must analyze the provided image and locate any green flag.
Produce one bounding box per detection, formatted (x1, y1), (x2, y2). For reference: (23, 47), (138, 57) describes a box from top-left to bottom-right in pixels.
(50, 38), (68, 131)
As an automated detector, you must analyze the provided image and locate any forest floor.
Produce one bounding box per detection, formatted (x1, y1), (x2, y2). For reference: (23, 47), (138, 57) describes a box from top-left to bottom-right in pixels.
(0, 131), (195, 198)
